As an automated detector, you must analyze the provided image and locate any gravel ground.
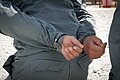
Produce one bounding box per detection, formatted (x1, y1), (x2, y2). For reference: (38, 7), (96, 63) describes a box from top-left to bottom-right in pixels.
(0, 5), (116, 80)
(87, 6), (115, 80)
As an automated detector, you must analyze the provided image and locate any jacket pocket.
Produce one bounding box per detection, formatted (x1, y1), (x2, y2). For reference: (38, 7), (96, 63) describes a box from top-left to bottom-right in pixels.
(31, 59), (64, 72)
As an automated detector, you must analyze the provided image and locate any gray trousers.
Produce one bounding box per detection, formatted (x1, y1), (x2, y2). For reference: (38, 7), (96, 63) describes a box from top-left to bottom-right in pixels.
(11, 53), (91, 80)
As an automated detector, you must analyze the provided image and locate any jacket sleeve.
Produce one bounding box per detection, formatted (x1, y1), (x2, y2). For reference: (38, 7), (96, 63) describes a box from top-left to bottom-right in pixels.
(71, 0), (96, 43)
(0, 1), (64, 52)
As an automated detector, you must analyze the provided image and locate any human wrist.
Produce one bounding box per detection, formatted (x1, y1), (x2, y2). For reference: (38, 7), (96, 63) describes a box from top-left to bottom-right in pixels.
(79, 34), (95, 44)
(54, 33), (66, 52)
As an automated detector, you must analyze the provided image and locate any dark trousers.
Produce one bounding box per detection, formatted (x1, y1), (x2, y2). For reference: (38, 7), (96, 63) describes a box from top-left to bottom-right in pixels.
(108, 71), (116, 80)
(5, 76), (12, 80)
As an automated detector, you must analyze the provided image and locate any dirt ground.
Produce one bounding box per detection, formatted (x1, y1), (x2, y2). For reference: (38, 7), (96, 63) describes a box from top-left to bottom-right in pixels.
(0, 5), (116, 80)
(87, 5), (115, 80)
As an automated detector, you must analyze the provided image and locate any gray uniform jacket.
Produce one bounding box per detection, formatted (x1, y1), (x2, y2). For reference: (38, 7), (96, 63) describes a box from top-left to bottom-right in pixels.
(109, 0), (120, 80)
(0, 0), (95, 80)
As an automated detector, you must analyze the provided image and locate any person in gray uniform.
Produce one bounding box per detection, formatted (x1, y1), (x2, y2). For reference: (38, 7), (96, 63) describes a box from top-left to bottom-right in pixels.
(0, 0), (106, 80)
(109, 0), (120, 80)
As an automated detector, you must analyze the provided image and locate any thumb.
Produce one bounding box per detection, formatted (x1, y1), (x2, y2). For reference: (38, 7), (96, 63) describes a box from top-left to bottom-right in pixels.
(103, 42), (107, 48)
(100, 42), (107, 50)
(71, 38), (84, 49)
(93, 38), (106, 48)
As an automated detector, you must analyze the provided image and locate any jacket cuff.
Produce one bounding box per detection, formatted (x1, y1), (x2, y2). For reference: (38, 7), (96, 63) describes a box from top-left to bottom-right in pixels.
(54, 33), (66, 53)
(79, 34), (95, 44)
(77, 21), (96, 44)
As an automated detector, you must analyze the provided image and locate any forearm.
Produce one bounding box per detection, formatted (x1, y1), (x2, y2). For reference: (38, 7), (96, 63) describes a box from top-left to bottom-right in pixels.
(0, 1), (64, 51)
(77, 21), (96, 43)
(71, 0), (96, 43)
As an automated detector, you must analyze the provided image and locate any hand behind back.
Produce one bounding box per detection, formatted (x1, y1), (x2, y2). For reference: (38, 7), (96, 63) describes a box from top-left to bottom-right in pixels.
(61, 36), (84, 61)
(83, 36), (107, 59)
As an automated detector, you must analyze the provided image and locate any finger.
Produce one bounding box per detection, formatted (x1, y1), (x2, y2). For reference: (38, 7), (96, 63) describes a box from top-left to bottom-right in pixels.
(91, 44), (102, 52)
(71, 38), (84, 49)
(88, 51), (103, 59)
(93, 38), (104, 47)
(101, 42), (107, 54)
(65, 48), (75, 60)
(73, 46), (83, 53)
(94, 46), (105, 57)
(96, 43), (107, 52)
(62, 49), (71, 61)
(103, 42), (107, 48)
(87, 44), (106, 59)
(68, 47), (80, 57)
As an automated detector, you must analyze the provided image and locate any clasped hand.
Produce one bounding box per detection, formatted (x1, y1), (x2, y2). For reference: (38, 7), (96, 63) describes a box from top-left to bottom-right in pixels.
(61, 36), (106, 61)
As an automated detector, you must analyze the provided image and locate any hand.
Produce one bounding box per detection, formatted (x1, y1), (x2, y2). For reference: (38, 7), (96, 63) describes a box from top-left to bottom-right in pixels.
(83, 36), (107, 59)
(61, 36), (84, 61)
